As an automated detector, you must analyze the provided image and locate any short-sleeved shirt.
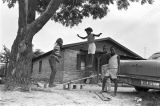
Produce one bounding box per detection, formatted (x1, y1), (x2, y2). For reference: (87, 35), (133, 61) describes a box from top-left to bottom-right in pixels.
(100, 53), (111, 66)
(101, 64), (109, 77)
(51, 43), (61, 59)
(109, 54), (118, 69)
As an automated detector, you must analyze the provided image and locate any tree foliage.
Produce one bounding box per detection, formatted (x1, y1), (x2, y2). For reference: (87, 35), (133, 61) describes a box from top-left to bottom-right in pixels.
(33, 49), (44, 58)
(0, 45), (11, 64)
(2, 0), (154, 27)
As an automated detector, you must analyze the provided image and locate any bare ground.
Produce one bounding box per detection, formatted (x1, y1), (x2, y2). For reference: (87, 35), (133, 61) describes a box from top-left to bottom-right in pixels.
(0, 84), (160, 106)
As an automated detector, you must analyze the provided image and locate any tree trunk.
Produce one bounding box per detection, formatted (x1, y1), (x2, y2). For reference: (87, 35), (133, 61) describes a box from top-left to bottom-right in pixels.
(5, 31), (33, 91)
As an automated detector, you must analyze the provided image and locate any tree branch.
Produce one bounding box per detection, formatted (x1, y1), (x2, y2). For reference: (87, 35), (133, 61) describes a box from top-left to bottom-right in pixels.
(27, 0), (36, 24)
(18, 0), (28, 28)
(28, 0), (64, 39)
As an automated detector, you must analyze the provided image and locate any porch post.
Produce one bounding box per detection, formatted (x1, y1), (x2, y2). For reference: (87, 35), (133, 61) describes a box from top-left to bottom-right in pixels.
(97, 57), (100, 83)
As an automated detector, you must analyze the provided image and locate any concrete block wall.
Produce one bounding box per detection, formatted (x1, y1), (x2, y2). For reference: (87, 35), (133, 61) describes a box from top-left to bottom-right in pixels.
(63, 49), (83, 82)
(32, 53), (64, 83)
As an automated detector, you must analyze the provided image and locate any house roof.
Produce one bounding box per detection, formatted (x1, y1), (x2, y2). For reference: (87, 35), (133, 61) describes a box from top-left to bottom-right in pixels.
(33, 37), (144, 61)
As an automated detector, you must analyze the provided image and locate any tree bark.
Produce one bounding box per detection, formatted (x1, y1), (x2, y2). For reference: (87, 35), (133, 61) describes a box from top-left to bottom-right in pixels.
(27, 0), (36, 24)
(5, 29), (33, 91)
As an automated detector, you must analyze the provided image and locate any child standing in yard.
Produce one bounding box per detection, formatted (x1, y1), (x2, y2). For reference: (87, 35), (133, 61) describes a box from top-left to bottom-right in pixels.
(100, 45), (111, 92)
(77, 27), (102, 68)
(48, 38), (63, 87)
(108, 47), (120, 96)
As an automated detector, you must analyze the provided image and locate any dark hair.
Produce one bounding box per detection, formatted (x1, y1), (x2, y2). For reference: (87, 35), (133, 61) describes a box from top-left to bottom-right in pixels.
(103, 45), (107, 50)
(110, 46), (114, 50)
(85, 27), (93, 32)
(56, 38), (63, 49)
(56, 38), (63, 44)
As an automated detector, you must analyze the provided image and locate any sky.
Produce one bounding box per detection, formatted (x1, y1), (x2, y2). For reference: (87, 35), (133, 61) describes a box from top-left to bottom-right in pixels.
(0, 1), (160, 59)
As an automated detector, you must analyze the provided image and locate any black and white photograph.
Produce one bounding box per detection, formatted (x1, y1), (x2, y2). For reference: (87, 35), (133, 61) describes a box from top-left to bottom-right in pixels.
(0, 0), (160, 106)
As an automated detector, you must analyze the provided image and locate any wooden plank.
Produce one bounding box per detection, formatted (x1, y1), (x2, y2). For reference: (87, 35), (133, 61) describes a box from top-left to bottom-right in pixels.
(95, 92), (111, 101)
(101, 92), (112, 99)
(63, 75), (98, 85)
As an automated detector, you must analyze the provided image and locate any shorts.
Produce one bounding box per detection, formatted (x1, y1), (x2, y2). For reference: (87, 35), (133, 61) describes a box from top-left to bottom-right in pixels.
(101, 64), (109, 78)
(102, 66), (118, 79)
(88, 43), (96, 54)
(109, 68), (118, 79)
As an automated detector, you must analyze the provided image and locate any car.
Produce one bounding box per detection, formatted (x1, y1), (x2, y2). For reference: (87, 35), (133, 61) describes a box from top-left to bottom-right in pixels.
(119, 52), (160, 91)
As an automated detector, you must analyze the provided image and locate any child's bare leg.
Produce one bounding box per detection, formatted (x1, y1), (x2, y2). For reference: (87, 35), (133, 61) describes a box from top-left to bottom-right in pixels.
(91, 54), (94, 66)
(102, 77), (107, 91)
(107, 78), (111, 92)
(113, 79), (118, 96)
(87, 54), (93, 68)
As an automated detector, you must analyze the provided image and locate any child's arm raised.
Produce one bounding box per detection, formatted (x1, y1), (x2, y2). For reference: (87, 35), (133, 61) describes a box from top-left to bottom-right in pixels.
(77, 34), (88, 39)
(93, 33), (102, 37)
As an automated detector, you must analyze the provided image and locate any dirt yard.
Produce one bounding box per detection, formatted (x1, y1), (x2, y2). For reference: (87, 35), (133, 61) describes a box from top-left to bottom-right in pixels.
(0, 84), (160, 106)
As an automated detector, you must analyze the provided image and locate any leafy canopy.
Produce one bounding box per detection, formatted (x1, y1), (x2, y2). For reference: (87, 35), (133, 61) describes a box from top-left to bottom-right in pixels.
(33, 49), (44, 58)
(0, 45), (11, 63)
(3, 0), (154, 27)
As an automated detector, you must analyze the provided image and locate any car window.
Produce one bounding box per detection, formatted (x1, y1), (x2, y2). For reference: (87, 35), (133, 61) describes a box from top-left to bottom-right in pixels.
(148, 53), (160, 60)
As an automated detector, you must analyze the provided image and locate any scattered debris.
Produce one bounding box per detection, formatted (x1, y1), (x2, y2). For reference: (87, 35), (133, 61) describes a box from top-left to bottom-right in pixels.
(134, 97), (142, 106)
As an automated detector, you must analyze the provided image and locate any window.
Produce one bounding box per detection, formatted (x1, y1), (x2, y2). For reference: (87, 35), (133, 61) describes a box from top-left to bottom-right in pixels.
(81, 61), (85, 70)
(77, 54), (86, 70)
(39, 60), (42, 74)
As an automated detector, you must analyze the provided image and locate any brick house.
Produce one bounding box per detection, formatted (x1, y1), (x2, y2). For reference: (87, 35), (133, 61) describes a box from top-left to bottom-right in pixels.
(31, 37), (143, 83)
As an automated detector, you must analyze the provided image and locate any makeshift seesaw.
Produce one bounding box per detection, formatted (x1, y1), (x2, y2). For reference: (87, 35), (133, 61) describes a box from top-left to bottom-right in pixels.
(62, 75), (98, 90)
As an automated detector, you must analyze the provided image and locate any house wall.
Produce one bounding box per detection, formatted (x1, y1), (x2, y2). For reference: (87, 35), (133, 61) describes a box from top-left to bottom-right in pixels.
(32, 49), (84, 83)
(32, 52), (64, 83)
(62, 49), (83, 82)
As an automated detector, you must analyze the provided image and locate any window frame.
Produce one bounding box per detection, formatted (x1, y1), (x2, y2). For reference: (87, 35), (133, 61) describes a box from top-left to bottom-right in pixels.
(39, 60), (42, 74)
